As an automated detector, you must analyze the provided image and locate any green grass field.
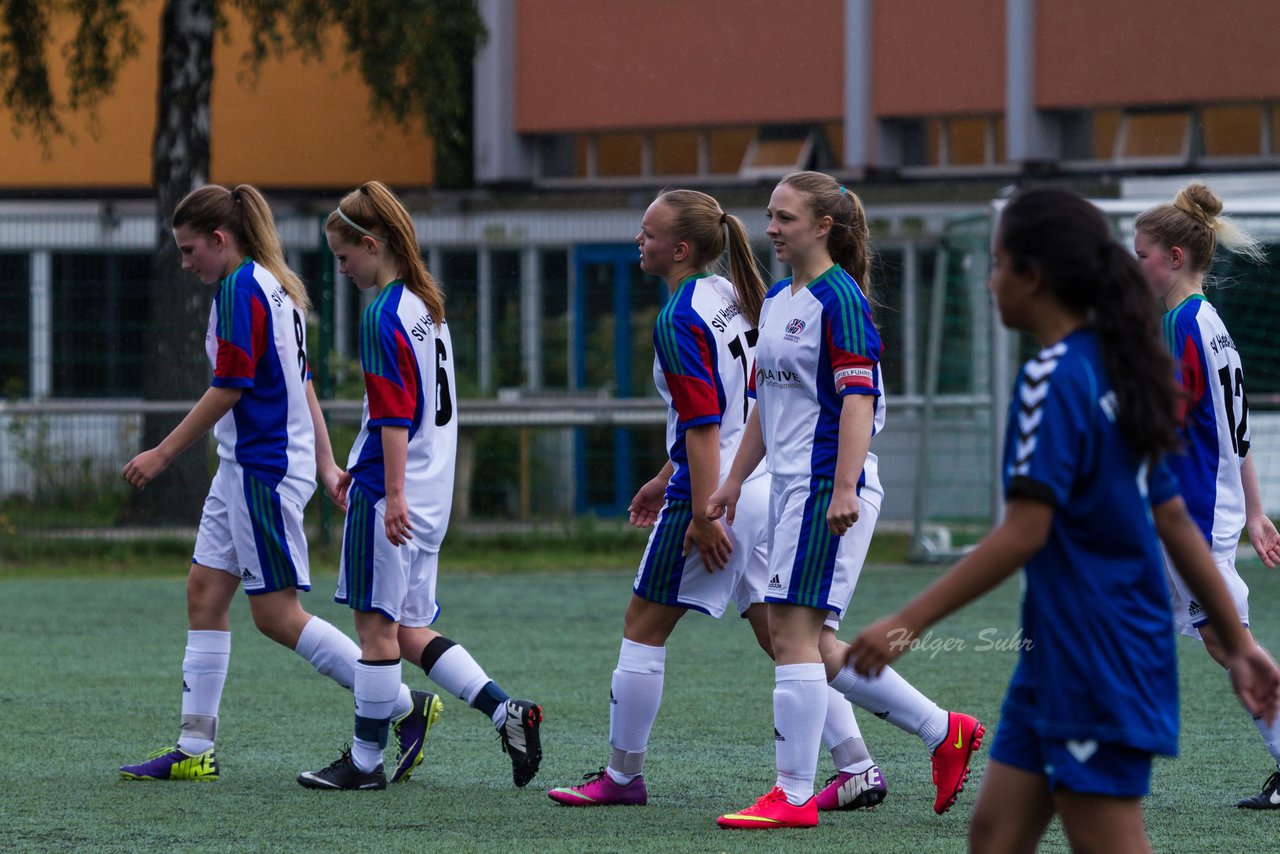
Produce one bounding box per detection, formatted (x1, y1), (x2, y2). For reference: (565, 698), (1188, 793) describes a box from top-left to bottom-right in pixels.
(3, 555), (1280, 852)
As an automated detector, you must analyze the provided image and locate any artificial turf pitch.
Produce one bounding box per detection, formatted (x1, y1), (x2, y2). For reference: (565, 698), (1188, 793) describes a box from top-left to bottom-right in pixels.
(3, 561), (1279, 852)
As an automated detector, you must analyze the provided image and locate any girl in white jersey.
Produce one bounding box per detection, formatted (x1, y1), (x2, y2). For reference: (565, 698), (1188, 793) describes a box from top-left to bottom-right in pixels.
(548, 189), (886, 812)
(711, 171), (982, 830)
(119, 185), (436, 785)
(1134, 183), (1280, 809)
(298, 181), (542, 791)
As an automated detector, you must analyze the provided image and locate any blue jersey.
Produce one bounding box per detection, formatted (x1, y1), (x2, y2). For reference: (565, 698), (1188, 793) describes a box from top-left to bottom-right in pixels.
(1003, 329), (1181, 756)
(206, 258), (315, 507)
(652, 273), (759, 501)
(751, 265), (884, 487)
(1162, 296), (1249, 563)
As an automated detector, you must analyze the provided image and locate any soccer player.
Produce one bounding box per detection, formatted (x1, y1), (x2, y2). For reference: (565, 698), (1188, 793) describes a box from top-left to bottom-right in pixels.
(547, 189), (886, 812)
(118, 184), (440, 784)
(1134, 183), (1280, 809)
(297, 181), (541, 791)
(848, 186), (1280, 853)
(710, 172), (983, 830)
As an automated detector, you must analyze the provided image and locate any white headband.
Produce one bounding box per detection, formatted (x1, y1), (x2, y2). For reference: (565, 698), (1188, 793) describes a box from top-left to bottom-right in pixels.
(334, 207), (384, 242)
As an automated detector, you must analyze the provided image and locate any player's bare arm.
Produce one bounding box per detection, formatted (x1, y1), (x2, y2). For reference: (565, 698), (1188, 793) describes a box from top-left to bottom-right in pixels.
(708, 406), (764, 526)
(629, 460), (673, 528)
(682, 424), (731, 570)
(381, 425), (412, 546)
(848, 496), (1051, 676)
(828, 393), (874, 536)
(122, 386), (241, 489)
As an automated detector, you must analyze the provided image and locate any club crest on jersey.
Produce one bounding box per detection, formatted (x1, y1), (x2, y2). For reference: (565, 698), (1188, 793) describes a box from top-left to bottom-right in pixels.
(785, 317), (806, 336)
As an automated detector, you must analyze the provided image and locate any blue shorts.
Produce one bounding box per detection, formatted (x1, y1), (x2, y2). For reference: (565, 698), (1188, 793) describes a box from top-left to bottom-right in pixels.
(990, 691), (1153, 798)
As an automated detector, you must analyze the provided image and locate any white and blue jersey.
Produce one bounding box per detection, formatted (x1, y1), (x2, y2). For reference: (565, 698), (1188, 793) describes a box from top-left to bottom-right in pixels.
(1002, 329), (1180, 756)
(1162, 296), (1249, 564)
(206, 257), (315, 507)
(751, 264), (884, 488)
(653, 272), (759, 500)
(750, 265), (883, 615)
(634, 273), (767, 616)
(345, 282), (457, 549)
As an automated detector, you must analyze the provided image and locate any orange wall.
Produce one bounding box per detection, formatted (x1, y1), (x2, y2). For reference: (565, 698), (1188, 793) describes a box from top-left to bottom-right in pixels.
(1038, 0), (1280, 108)
(0, 2), (432, 191)
(515, 0), (844, 132)
(872, 0), (1004, 117)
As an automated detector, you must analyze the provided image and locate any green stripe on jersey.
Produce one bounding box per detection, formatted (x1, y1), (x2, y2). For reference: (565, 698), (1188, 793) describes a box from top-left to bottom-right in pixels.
(361, 288), (394, 378)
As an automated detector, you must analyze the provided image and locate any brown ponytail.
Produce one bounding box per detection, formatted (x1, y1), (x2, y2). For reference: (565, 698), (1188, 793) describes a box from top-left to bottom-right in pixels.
(325, 181), (445, 322)
(655, 188), (766, 326)
(173, 184), (310, 311)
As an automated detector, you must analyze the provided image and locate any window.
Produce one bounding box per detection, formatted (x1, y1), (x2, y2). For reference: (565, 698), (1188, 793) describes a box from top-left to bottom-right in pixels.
(540, 250), (569, 389)
(1201, 104), (1264, 158)
(491, 250), (523, 389)
(596, 132), (644, 178)
(739, 125), (814, 178)
(652, 130), (699, 176)
(947, 118), (989, 166)
(440, 251), (478, 395)
(1092, 110), (1122, 159)
(707, 127), (754, 174)
(0, 253), (30, 398)
(1119, 110), (1191, 160)
(891, 115), (1005, 169)
(52, 253), (150, 398)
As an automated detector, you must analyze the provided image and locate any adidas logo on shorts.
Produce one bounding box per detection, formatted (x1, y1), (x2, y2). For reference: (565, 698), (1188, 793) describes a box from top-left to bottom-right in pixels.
(768, 574), (782, 590)
(240, 567), (254, 581)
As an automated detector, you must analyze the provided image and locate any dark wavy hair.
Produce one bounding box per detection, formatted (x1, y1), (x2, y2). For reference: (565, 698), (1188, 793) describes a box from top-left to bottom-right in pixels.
(997, 186), (1180, 461)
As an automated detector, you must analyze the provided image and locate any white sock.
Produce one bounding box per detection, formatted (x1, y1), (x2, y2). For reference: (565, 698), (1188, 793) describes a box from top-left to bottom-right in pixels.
(293, 617), (411, 719)
(606, 639), (666, 784)
(831, 663), (949, 751)
(426, 644), (492, 706)
(294, 616), (359, 690)
(1254, 709), (1280, 767)
(774, 663), (827, 805)
(824, 689), (873, 773)
(178, 630), (230, 754)
(352, 660), (401, 773)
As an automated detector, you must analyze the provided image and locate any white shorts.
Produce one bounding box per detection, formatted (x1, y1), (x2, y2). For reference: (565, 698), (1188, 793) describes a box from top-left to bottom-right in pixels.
(632, 473), (770, 619)
(765, 473), (881, 620)
(192, 462), (310, 594)
(336, 482), (440, 627)
(1165, 550), (1250, 638)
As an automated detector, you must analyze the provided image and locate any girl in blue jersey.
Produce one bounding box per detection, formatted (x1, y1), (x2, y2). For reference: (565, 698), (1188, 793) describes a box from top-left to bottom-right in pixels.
(299, 181), (541, 791)
(1135, 183), (1280, 809)
(119, 185), (435, 783)
(849, 186), (1280, 853)
(548, 189), (885, 812)
(711, 171), (983, 830)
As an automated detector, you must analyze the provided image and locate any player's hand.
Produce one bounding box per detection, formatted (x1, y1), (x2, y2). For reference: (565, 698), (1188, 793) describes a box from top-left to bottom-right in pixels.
(848, 613), (917, 677)
(1247, 513), (1280, 569)
(707, 480), (741, 526)
(684, 515), (733, 571)
(320, 465), (351, 513)
(383, 493), (413, 546)
(826, 485), (860, 536)
(122, 447), (172, 489)
(628, 477), (667, 528)
(1226, 643), (1280, 725)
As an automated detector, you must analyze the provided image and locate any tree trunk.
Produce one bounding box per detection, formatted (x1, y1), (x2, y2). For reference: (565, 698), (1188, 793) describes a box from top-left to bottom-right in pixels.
(119, 0), (214, 525)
